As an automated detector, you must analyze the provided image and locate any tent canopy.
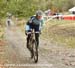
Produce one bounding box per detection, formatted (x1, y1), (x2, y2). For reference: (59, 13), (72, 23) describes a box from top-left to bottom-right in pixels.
(69, 7), (75, 12)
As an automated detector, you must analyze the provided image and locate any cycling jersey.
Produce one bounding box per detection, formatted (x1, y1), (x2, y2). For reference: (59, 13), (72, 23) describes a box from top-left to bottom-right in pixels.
(25, 16), (44, 31)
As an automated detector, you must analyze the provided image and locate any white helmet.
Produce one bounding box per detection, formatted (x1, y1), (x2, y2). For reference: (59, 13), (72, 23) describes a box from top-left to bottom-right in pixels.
(36, 10), (43, 16)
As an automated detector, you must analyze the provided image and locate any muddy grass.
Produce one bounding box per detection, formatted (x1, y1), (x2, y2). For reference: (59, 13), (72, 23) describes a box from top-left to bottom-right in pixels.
(0, 40), (6, 46)
(0, 40), (6, 68)
(0, 27), (7, 68)
(41, 20), (75, 48)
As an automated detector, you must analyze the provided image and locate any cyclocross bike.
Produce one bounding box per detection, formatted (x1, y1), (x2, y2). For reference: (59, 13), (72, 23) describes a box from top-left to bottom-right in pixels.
(27, 29), (39, 63)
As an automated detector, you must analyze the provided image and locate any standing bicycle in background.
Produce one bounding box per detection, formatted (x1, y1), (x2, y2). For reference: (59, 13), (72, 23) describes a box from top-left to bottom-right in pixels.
(25, 10), (45, 62)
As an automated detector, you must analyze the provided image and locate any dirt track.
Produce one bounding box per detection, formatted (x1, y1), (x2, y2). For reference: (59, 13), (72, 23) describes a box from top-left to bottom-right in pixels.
(0, 26), (75, 68)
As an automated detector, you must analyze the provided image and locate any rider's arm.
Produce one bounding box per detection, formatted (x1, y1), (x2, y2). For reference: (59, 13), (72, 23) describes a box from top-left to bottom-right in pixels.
(28, 16), (35, 23)
(39, 18), (45, 30)
(24, 21), (30, 35)
(25, 24), (30, 31)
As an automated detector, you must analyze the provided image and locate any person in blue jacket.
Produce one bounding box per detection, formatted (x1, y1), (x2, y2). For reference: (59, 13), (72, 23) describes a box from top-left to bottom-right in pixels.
(25, 10), (44, 58)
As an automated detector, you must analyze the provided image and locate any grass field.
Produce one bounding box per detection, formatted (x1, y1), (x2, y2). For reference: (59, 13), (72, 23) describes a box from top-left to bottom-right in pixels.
(0, 18), (6, 40)
(0, 28), (4, 40)
(42, 19), (75, 48)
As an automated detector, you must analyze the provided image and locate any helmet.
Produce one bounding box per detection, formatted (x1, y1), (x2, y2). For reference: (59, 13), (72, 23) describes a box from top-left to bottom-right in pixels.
(36, 10), (43, 16)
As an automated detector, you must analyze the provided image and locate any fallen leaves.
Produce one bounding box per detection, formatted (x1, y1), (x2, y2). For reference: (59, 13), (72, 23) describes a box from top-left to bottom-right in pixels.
(0, 40), (6, 46)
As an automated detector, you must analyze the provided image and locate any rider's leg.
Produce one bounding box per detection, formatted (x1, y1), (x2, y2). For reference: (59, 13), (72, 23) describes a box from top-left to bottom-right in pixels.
(35, 33), (39, 47)
(26, 24), (34, 58)
(8, 21), (10, 26)
(35, 25), (40, 48)
(27, 34), (34, 58)
(27, 34), (31, 50)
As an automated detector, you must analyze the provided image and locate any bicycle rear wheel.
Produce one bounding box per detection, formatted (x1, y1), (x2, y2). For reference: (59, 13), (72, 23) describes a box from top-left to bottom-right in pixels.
(32, 40), (38, 63)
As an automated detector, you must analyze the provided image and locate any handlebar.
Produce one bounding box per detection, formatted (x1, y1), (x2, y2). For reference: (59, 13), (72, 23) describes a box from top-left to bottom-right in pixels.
(27, 31), (39, 34)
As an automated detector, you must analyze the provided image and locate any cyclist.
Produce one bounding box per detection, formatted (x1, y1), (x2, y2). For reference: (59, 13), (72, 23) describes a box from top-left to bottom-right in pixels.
(25, 10), (44, 58)
(6, 13), (13, 27)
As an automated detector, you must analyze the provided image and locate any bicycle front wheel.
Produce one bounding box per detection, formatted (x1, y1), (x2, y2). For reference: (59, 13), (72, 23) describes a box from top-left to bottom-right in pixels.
(32, 40), (38, 63)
